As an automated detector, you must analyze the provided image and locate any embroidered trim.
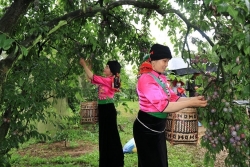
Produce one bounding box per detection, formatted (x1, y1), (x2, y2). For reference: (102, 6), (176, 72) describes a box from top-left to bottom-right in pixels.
(136, 117), (166, 133)
(148, 73), (170, 99)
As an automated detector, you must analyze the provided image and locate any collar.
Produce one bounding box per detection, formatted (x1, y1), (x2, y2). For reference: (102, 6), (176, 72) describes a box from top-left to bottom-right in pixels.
(151, 70), (163, 77)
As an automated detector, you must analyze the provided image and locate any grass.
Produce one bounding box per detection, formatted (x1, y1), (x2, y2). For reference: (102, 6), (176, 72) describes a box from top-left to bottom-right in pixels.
(9, 100), (207, 167)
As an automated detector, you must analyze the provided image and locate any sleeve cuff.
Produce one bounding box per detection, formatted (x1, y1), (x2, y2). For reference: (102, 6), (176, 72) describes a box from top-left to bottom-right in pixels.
(176, 96), (181, 102)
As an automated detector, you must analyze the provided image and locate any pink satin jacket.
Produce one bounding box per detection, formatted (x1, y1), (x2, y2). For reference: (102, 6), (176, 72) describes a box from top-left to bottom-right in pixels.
(91, 75), (115, 99)
(137, 71), (180, 112)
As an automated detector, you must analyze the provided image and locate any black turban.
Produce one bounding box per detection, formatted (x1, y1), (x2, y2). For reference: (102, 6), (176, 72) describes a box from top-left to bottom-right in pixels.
(149, 44), (172, 61)
(107, 60), (121, 75)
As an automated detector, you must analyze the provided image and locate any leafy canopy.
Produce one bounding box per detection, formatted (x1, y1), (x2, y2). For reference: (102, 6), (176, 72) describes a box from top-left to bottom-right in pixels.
(0, 0), (249, 166)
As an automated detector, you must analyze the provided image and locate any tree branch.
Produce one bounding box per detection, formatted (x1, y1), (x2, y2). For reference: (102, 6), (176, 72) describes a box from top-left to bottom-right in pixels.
(156, 8), (214, 47)
(182, 26), (191, 62)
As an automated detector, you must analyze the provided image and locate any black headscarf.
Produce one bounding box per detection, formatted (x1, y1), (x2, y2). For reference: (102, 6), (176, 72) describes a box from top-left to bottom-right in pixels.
(107, 60), (121, 75)
(149, 44), (172, 61)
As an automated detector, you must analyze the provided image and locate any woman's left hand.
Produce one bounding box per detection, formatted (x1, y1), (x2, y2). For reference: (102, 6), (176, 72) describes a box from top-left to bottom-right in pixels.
(197, 96), (206, 101)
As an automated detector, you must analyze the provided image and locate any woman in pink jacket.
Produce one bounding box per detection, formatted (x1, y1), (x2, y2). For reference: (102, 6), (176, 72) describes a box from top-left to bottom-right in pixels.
(133, 44), (207, 167)
(80, 58), (124, 167)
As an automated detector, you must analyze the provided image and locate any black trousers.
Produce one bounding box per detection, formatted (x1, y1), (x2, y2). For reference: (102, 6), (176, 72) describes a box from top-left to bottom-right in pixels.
(98, 103), (124, 167)
(133, 111), (168, 167)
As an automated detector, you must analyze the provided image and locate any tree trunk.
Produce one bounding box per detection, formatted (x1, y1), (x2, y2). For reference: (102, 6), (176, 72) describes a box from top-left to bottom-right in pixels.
(0, 0), (33, 152)
(0, 0), (33, 34)
(0, 107), (12, 155)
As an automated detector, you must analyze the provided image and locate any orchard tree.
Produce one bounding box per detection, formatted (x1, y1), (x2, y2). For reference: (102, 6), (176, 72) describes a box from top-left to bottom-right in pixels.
(0, 0), (249, 166)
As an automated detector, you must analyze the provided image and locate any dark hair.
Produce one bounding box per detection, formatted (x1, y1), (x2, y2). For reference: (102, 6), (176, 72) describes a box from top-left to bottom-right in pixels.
(107, 60), (121, 91)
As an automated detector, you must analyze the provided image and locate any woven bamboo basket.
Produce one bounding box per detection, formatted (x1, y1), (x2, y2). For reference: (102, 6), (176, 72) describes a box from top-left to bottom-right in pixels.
(79, 101), (98, 124)
(166, 108), (198, 145)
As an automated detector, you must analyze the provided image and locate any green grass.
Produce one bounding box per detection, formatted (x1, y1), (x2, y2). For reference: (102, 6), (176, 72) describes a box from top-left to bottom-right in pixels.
(9, 100), (206, 167)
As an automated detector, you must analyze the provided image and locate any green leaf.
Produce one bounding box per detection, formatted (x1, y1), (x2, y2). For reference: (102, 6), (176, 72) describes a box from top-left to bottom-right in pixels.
(232, 65), (241, 74)
(237, 41), (243, 50)
(227, 6), (239, 20)
(30, 35), (42, 49)
(242, 84), (250, 96)
(3, 38), (14, 50)
(29, 28), (37, 34)
(221, 50), (227, 58)
(0, 34), (6, 47)
(203, 0), (211, 6)
(134, 17), (140, 24)
(19, 79), (24, 86)
(92, 43), (97, 51)
(246, 34), (250, 43)
(20, 46), (28, 56)
(245, 0), (250, 12)
(217, 3), (229, 12)
(14, 45), (19, 54)
(244, 46), (250, 55)
(48, 20), (67, 36)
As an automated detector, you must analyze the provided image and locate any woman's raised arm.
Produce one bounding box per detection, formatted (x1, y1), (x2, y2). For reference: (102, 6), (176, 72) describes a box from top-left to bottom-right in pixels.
(79, 58), (93, 80)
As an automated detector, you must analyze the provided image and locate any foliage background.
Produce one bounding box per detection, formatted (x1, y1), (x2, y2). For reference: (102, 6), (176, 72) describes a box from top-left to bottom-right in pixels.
(0, 0), (249, 166)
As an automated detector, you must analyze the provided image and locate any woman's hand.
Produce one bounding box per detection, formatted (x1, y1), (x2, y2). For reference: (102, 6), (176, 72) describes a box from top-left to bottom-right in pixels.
(79, 58), (86, 67)
(190, 96), (207, 107)
(79, 57), (93, 80)
(197, 96), (205, 101)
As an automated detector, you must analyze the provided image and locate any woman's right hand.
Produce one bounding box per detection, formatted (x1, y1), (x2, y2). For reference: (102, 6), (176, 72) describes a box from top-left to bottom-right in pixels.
(79, 58), (86, 67)
(79, 57), (94, 80)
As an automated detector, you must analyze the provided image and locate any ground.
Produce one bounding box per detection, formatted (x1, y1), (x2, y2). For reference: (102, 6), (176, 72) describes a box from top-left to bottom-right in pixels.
(17, 126), (229, 167)
(18, 140), (98, 158)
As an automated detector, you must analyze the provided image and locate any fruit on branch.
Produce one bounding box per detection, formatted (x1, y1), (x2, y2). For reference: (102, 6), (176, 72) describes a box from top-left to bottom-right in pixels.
(34, 0), (40, 11)
(202, 58), (208, 63)
(207, 96), (211, 101)
(235, 124), (240, 131)
(34, 0), (40, 5)
(235, 136), (240, 141)
(237, 70), (242, 77)
(230, 126), (236, 131)
(230, 137), (235, 143)
(191, 37), (197, 44)
(34, 6), (39, 11)
(223, 107), (228, 112)
(240, 133), (245, 139)
(236, 56), (240, 64)
(227, 88), (232, 93)
(231, 131), (237, 137)
(211, 108), (216, 113)
(191, 59), (195, 64)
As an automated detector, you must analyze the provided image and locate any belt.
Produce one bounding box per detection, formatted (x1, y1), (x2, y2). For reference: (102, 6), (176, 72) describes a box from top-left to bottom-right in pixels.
(97, 98), (114, 104)
(136, 117), (166, 133)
